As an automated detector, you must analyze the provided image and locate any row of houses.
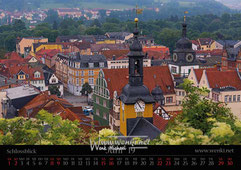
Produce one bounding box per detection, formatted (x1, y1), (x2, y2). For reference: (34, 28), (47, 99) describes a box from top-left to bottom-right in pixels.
(0, 52), (64, 96)
(90, 21), (241, 136)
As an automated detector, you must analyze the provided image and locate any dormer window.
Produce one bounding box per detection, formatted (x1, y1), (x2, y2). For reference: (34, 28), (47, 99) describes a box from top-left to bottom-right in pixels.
(34, 72), (40, 78)
(100, 62), (105, 68)
(51, 78), (56, 84)
(89, 63), (94, 68)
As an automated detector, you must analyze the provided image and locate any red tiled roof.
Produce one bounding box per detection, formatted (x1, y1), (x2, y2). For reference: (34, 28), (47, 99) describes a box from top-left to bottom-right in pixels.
(193, 67), (218, 83)
(4, 52), (23, 61)
(206, 70), (241, 90)
(8, 65), (45, 80)
(102, 49), (130, 60)
(196, 49), (223, 56)
(198, 38), (213, 46)
(153, 113), (169, 132)
(68, 107), (83, 114)
(36, 49), (60, 59)
(144, 50), (169, 60)
(153, 109), (182, 132)
(191, 40), (199, 46)
(103, 66), (175, 98)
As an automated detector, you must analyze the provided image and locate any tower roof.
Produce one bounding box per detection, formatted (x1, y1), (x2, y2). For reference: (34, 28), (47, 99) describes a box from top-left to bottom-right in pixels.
(151, 86), (165, 102)
(175, 23), (193, 50)
(120, 18), (155, 104)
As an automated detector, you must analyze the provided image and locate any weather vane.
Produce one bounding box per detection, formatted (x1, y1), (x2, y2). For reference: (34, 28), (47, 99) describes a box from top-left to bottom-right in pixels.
(135, 5), (143, 28)
(184, 11), (188, 23)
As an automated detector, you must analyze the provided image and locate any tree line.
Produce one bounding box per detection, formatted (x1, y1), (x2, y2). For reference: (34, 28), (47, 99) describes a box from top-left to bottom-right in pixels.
(1, 12), (241, 58)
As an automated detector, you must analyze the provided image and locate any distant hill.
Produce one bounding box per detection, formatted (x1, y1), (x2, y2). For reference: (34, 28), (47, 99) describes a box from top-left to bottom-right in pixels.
(0, 0), (235, 17)
(215, 0), (241, 10)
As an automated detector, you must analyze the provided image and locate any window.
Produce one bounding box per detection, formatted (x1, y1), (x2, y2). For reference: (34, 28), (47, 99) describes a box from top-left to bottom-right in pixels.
(103, 100), (107, 107)
(81, 71), (84, 76)
(103, 113), (107, 120)
(225, 95), (228, 102)
(34, 72), (40, 78)
(19, 75), (25, 79)
(100, 62), (105, 68)
(238, 95), (240, 102)
(52, 78), (56, 84)
(166, 97), (173, 103)
(88, 70), (94, 76)
(233, 95), (236, 102)
(76, 78), (79, 85)
(89, 78), (94, 85)
(96, 97), (99, 104)
(229, 95), (232, 102)
(110, 117), (113, 125)
(81, 78), (84, 85)
(171, 66), (177, 74)
(76, 71), (79, 76)
(182, 91), (185, 96)
(89, 63), (94, 68)
(96, 109), (99, 116)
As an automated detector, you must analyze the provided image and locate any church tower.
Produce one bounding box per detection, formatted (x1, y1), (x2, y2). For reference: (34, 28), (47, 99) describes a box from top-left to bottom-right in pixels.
(119, 18), (157, 137)
(169, 15), (199, 77)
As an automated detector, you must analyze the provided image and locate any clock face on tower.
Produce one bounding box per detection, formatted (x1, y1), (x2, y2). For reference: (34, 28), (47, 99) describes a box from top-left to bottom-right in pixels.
(134, 100), (145, 113)
(186, 53), (194, 63)
(173, 53), (178, 62)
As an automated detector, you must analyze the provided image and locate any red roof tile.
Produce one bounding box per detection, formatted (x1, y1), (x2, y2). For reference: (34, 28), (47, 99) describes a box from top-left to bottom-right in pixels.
(206, 70), (241, 90)
(4, 52), (23, 61)
(153, 113), (169, 132)
(153, 109), (182, 132)
(194, 67), (218, 83)
(103, 66), (175, 98)
(102, 49), (130, 60)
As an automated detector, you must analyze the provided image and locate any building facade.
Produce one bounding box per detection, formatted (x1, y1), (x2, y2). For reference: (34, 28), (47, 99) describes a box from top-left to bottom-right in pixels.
(16, 37), (48, 55)
(107, 58), (151, 69)
(55, 54), (69, 88)
(67, 53), (107, 96)
(188, 68), (241, 120)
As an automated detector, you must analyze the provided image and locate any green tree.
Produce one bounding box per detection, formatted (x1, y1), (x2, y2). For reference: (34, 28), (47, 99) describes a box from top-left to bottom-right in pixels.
(12, 20), (26, 32)
(48, 86), (61, 97)
(156, 28), (180, 53)
(85, 27), (104, 35)
(81, 82), (92, 96)
(0, 110), (96, 145)
(0, 48), (6, 59)
(152, 79), (241, 145)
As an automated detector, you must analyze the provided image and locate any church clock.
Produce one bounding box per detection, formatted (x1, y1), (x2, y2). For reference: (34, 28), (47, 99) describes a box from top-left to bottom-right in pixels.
(186, 53), (194, 63)
(134, 100), (145, 113)
(173, 53), (178, 62)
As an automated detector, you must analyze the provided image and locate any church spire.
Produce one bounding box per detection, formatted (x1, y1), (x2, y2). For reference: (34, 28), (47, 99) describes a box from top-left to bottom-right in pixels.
(182, 11), (188, 38)
(182, 22), (187, 38)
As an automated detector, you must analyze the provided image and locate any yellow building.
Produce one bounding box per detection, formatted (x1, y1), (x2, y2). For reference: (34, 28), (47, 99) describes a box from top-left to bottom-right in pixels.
(16, 37), (48, 55)
(198, 38), (215, 51)
(120, 101), (154, 136)
(96, 39), (116, 44)
(67, 54), (107, 96)
(33, 43), (63, 53)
